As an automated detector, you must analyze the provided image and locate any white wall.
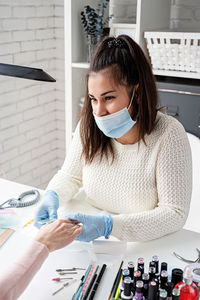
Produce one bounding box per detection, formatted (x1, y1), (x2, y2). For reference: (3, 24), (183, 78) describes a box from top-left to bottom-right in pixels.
(170, 0), (200, 29)
(54, 0), (65, 169)
(0, 0), (65, 189)
(0, 0), (199, 189)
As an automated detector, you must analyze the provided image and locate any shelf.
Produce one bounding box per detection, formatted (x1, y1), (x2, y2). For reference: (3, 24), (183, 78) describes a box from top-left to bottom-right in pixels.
(65, 0), (172, 149)
(153, 69), (200, 80)
(72, 62), (90, 69)
(110, 23), (137, 41)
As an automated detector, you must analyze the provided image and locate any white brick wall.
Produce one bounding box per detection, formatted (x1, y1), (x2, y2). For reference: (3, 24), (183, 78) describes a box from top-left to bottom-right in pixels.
(0, 0), (199, 190)
(55, 3), (65, 170)
(0, 0), (65, 189)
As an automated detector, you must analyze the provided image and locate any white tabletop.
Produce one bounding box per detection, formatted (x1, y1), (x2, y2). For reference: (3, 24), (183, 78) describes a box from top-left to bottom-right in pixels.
(0, 178), (200, 300)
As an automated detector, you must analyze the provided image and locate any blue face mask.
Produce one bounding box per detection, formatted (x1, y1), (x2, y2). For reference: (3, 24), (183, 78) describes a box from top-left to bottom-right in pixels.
(93, 90), (136, 138)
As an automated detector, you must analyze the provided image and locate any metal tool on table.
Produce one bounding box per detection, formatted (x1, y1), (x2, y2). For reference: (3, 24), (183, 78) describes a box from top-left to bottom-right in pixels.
(52, 279), (77, 296)
(55, 267), (86, 276)
(56, 268), (86, 276)
(58, 272), (78, 275)
(56, 268), (86, 272)
(0, 190), (40, 209)
(52, 277), (74, 282)
(173, 248), (200, 263)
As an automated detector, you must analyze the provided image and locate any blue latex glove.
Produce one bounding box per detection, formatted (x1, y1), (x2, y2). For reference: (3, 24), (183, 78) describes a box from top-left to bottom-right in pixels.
(66, 213), (113, 242)
(34, 190), (59, 229)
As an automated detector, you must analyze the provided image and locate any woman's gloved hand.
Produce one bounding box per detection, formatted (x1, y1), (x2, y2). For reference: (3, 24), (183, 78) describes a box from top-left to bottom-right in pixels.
(34, 190), (59, 229)
(65, 213), (113, 242)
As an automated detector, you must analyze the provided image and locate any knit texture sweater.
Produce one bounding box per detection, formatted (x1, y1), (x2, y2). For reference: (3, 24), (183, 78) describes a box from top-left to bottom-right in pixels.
(47, 111), (192, 241)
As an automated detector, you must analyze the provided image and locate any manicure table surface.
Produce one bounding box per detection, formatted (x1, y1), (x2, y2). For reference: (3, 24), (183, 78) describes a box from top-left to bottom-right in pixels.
(0, 178), (199, 300)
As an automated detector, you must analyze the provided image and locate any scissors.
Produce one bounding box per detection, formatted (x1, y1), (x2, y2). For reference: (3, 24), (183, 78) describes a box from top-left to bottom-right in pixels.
(0, 190), (40, 209)
(173, 248), (200, 263)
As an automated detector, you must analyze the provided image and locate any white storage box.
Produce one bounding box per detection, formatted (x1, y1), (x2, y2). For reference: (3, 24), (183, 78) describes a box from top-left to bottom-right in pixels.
(109, 0), (137, 24)
(144, 31), (200, 75)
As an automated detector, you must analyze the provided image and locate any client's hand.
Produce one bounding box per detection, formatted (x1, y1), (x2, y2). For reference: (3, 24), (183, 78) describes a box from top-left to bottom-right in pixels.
(65, 213), (113, 242)
(35, 219), (82, 252)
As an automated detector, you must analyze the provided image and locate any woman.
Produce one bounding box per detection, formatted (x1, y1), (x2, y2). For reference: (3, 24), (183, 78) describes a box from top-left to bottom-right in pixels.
(34, 35), (192, 242)
(0, 219), (82, 300)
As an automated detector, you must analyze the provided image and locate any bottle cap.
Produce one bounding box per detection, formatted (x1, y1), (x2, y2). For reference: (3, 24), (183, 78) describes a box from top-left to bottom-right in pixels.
(136, 280), (143, 293)
(124, 276), (132, 296)
(122, 269), (130, 278)
(149, 261), (156, 268)
(142, 273), (149, 282)
(183, 267), (193, 285)
(137, 257), (144, 264)
(161, 262), (167, 272)
(171, 268), (183, 286)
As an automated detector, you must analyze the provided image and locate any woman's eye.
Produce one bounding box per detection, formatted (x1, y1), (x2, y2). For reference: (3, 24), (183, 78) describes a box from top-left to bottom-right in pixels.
(90, 97), (96, 102)
(105, 96), (114, 101)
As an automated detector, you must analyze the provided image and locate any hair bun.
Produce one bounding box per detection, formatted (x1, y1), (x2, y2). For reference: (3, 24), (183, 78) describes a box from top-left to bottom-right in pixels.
(107, 38), (126, 48)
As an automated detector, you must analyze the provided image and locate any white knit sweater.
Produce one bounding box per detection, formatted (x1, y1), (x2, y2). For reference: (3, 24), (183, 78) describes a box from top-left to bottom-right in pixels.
(47, 111), (192, 241)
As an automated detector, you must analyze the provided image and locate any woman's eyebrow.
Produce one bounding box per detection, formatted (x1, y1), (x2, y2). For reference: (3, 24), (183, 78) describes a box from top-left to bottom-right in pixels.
(89, 90), (117, 97)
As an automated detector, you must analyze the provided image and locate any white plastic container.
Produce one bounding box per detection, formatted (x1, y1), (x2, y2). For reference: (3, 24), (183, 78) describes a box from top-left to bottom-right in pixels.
(144, 31), (200, 74)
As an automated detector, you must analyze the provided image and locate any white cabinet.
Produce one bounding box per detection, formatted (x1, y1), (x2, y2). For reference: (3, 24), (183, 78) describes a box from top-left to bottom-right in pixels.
(64, 0), (171, 149)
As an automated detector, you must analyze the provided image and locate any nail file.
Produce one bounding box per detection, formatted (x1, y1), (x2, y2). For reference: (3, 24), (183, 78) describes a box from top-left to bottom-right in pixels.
(0, 228), (15, 247)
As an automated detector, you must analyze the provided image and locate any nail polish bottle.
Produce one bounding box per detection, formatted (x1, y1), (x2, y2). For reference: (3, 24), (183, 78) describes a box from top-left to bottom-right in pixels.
(121, 276), (133, 300)
(137, 257), (144, 275)
(171, 268), (183, 288)
(133, 280), (143, 300)
(175, 269), (198, 299)
(154, 272), (160, 292)
(142, 273), (149, 299)
(160, 270), (168, 289)
(152, 255), (159, 273)
(120, 269), (130, 297)
(178, 267), (199, 300)
(128, 262), (134, 293)
(133, 270), (141, 294)
(165, 281), (173, 300)
(149, 266), (156, 281)
(197, 281), (200, 294)
(147, 281), (157, 300)
(128, 261), (135, 280)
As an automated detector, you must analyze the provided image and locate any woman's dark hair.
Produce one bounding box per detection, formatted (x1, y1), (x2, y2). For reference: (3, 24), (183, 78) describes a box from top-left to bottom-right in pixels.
(80, 35), (158, 163)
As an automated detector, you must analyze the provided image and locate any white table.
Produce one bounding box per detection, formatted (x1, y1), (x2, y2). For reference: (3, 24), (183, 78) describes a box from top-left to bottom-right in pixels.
(0, 178), (200, 300)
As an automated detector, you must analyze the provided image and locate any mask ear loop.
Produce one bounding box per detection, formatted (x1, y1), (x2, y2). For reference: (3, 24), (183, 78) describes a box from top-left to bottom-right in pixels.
(127, 88), (135, 111)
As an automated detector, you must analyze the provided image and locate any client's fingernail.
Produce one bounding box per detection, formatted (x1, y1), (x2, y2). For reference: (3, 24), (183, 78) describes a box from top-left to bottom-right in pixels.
(70, 220), (79, 225)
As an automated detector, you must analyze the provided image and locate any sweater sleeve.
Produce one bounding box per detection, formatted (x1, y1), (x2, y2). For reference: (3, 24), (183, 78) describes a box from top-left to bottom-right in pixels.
(0, 240), (49, 300)
(46, 123), (83, 205)
(111, 121), (192, 241)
